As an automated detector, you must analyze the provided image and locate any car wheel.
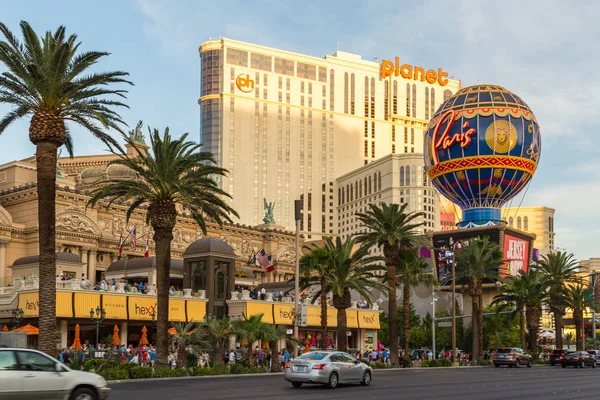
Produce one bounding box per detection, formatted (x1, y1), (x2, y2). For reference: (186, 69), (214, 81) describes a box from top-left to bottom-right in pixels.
(527, 360), (533, 368)
(494, 364), (500, 368)
(509, 364), (514, 368)
(514, 359), (520, 368)
(327, 372), (339, 389)
(361, 370), (372, 386)
(550, 362), (555, 366)
(291, 382), (303, 388)
(71, 388), (98, 400)
(562, 364), (566, 368)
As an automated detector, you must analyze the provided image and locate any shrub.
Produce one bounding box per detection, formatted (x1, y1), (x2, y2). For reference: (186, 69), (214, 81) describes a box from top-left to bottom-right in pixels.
(399, 356), (412, 368)
(84, 359), (118, 372)
(476, 359), (492, 366)
(370, 362), (391, 369)
(153, 367), (177, 378)
(192, 367), (215, 376)
(213, 364), (231, 375)
(420, 360), (430, 367)
(438, 358), (452, 367)
(230, 363), (246, 374)
(99, 367), (129, 380)
(250, 367), (266, 374)
(130, 366), (153, 379)
(186, 352), (198, 369)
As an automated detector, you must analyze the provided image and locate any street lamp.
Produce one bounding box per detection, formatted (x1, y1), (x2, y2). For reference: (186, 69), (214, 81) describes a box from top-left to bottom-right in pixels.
(11, 307), (24, 330)
(90, 306), (106, 348)
(293, 199), (301, 358)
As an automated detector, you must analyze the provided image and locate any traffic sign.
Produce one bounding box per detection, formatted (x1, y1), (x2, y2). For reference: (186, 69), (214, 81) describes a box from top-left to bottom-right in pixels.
(438, 322), (452, 327)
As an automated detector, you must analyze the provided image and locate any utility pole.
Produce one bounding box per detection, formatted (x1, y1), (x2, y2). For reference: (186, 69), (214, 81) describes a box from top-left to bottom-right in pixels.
(451, 238), (458, 366)
(293, 200), (301, 358)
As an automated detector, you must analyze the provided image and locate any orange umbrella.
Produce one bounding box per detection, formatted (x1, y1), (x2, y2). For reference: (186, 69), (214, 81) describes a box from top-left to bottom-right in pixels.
(1, 325), (8, 332)
(71, 324), (82, 350)
(262, 341), (270, 350)
(13, 324), (39, 335)
(112, 325), (120, 345)
(168, 327), (176, 335)
(139, 326), (149, 345)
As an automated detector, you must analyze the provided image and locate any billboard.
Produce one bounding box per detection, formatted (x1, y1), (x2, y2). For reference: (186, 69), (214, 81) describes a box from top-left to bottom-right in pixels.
(432, 229), (500, 282)
(501, 234), (530, 278)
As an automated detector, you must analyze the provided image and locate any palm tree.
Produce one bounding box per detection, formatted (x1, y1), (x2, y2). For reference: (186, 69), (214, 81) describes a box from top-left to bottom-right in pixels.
(299, 245), (330, 350)
(397, 250), (437, 355)
(324, 236), (387, 352)
(0, 21), (131, 355)
(537, 251), (579, 349)
(454, 237), (505, 361)
(519, 268), (549, 352)
(355, 202), (424, 366)
(170, 321), (208, 374)
(197, 317), (233, 366)
(491, 273), (529, 350)
(88, 128), (238, 366)
(231, 313), (271, 367)
(564, 282), (594, 351)
(263, 324), (294, 372)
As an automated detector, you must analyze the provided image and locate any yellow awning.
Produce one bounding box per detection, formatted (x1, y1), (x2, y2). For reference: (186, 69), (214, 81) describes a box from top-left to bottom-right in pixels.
(346, 309), (358, 328)
(103, 294), (127, 320)
(169, 299), (186, 322)
(273, 304), (295, 324)
(245, 302), (274, 324)
(358, 311), (380, 329)
(56, 292), (73, 318)
(186, 300), (206, 323)
(74, 293), (101, 318)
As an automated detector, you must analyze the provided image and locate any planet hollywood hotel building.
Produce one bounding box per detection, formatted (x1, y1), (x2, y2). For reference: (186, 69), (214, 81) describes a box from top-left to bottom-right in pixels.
(199, 39), (461, 238)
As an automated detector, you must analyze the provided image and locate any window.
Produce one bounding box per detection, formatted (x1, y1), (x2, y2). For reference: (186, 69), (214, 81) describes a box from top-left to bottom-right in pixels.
(517, 216), (522, 230)
(350, 73), (356, 114)
(392, 125), (396, 142)
(378, 171), (382, 191)
(425, 87), (430, 120)
(392, 144), (396, 153)
(373, 173), (378, 192)
(431, 88), (436, 115)
(191, 261), (208, 291)
(274, 57), (294, 76)
(0, 351), (17, 370)
(250, 53), (272, 71)
(406, 83), (411, 117)
(444, 89), (452, 101)
(412, 84), (417, 117)
(297, 62), (316, 80)
(226, 48), (248, 66)
(16, 351), (56, 372)
(319, 66), (327, 82)
(400, 166), (405, 186)
(524, 216), (529, 231)
(393, 81), (398, 114)
(344, 72), (349, 113)
(406, 166), (411, 186)
(329, 70), (335, 111)
(384, 81), (389, 120)
(509, 217), (513, 227)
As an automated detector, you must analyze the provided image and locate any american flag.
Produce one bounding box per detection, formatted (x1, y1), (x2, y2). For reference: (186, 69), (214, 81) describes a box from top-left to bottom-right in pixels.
(254, 248), (274, 272)
(130, 227), (137, 251)
(118, 232), (124, 255)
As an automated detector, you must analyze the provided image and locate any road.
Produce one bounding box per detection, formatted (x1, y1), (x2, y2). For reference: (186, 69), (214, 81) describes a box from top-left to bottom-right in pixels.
(109, 365), (600, 400)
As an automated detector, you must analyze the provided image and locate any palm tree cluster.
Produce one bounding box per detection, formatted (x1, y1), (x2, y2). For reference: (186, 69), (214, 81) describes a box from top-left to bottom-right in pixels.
(0, 21), (238, 365)
(492, 251), (592, 353)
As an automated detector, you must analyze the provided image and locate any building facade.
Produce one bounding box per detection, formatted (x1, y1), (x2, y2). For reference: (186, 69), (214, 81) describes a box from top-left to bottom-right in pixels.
(502, 206), (555, 255)
(199, 38), (460, 239)
(335, 153), (440, 244)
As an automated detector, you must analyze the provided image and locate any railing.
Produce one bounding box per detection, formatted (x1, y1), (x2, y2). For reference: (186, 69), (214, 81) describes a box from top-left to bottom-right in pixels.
(0, 278), (207, 300)
(228, 290), (382, 310)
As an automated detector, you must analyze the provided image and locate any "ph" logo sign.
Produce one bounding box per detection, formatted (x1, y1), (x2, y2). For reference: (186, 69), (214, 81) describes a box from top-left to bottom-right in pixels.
(236, 74), (254, 93)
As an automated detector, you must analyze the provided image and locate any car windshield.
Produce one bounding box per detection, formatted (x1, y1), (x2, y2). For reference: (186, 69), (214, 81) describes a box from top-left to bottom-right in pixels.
(296, 352), (328, 361)
(495, 348), (513, 353)
(551, 350), (564, 354)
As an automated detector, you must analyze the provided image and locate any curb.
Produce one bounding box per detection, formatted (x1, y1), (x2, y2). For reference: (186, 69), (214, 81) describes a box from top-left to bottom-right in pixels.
(107, 365), (485, 384)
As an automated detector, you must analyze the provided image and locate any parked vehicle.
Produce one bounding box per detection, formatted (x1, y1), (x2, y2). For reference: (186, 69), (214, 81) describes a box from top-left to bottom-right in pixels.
(561, 351), (597, 368)
(284, 351), (373, 389)
(586, 350), (600, 361)
(492, 347), (533, 368)
(0, 347), (110, 399)
(550, 349), (567, 366)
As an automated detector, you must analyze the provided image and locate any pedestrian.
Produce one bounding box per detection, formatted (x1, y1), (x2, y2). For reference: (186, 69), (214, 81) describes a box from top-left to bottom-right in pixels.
(229, 349), (235, 364)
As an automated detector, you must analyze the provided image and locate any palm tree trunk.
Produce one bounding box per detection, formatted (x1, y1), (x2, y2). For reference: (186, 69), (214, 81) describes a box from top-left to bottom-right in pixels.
(177, 344), (187, 373)
(36, 141), (58, 357)
(471, 295), (479, 360)
(519, 304), (526, 351)
(526, 307), (540, 352)
(387, 265), (399, 367)
(574, 310), (583, 351)
(402, 284), (411, 355)
(270, 340), (281, 372)
(319, 279), (328, 350)
(553, 310), (563, 349)
(154, 227), (173, 368)
(477, 293), (483, 361)
(336, 307), (348, 352)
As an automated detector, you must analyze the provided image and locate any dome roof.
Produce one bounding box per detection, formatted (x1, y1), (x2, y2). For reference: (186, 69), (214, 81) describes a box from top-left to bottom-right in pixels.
(80, 168), (104, 184)
(183, 238), (235, 257)
(106, 256), (183, 274)
(11, 252), (82, 267)
(106, 165), (136, 180)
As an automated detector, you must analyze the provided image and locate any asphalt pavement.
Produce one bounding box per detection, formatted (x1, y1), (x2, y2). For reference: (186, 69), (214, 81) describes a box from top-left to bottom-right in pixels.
(109, 365), (600, 400)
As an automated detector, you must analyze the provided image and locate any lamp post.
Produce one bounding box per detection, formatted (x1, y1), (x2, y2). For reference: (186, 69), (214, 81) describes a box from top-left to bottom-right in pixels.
(293, 200), (301, 358)
(90, 306), (106, 348)
(450, 239), (457, 366)
(11, 307), (24, 330)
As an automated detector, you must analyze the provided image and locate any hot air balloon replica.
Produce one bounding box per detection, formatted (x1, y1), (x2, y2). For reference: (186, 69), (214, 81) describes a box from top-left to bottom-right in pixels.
(424, 84), (541, 228)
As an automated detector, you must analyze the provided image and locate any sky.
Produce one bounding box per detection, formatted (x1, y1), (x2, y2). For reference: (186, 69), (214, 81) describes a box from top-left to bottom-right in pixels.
(0, 0), (598, 261)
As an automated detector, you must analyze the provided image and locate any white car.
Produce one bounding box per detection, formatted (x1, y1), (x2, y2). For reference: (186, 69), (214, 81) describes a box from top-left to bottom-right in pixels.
(0, 347), (110, 399)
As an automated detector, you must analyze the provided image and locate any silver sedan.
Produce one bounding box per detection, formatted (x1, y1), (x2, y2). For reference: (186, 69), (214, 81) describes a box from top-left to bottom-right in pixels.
(284, 351), (373, 389)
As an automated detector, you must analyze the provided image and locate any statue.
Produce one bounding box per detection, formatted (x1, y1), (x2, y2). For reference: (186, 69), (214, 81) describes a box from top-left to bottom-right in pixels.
(56, 149), (65, 179)
(263, 198), (276, 225)
(129, 120), (146, 145)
